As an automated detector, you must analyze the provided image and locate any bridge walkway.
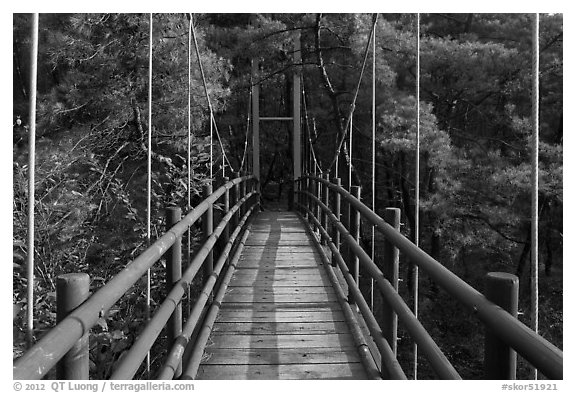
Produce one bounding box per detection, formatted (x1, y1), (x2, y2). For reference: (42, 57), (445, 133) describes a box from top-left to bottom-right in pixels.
(196, 211), (369, 379)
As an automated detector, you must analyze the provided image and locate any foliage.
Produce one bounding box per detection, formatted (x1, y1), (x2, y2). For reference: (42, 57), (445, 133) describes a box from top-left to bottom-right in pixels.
(13, 13), (226, 376)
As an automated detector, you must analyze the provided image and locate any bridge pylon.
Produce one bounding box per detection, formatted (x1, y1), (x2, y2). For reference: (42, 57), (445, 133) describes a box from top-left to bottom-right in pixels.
(251, 30), (302, 208)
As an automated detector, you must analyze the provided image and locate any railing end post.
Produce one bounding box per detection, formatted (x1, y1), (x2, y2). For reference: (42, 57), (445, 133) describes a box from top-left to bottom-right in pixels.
(484, 272), (519, 380)
(56, 273), (90, 380)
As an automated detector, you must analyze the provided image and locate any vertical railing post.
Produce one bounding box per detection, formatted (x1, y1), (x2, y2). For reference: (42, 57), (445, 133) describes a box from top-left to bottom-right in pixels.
(331, 177), (342, 267)
(315, 176), (322, 234)
(221, 177), (230, 260)
(308, 176), (316, 230)
(165, 206), (182, 376)
(321, 174), (330, 244)
(300, 178), (304, 213)
(240, 174), (246, 218)
(250, 177), (257, 211)
(289, 180), (295, 211)
(56, 273), (90, 379)
(349, 186), (361, 305)
(232, 172), (240, 229)
(248, 176), (255, 211)
(202, 184), (214, 294)
(305, 176), (312, 224)
(484, 272), (519, 379)
(383, 207), (400, 357)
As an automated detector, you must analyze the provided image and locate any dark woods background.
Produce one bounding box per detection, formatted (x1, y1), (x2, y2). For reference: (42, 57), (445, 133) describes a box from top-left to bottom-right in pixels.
(13, 13), (562, 379)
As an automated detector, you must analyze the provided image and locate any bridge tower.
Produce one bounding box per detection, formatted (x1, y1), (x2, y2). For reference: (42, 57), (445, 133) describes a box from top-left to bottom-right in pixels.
(251, 31), (302, 204)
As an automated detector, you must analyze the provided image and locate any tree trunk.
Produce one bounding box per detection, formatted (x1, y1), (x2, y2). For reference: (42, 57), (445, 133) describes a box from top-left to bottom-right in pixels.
(545, 230), (552, 276)
(464, 14), (474, 33)
(515, 226), (531, 278)
(431, 231), (441, 260)
(383, 167), (395, 203)
(399, 151), (417, 296)
(13, 41), (28, 100)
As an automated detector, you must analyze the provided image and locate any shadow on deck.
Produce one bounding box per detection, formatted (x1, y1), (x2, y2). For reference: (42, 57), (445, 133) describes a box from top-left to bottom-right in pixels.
(196, 211), (369, 380)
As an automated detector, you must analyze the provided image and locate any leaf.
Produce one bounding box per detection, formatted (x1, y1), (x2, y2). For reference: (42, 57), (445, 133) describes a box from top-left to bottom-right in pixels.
(13, 240), (27, 248)
(96, 318), (108, 332)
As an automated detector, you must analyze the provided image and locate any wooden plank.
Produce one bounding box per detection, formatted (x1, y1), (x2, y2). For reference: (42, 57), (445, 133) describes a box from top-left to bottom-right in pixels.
(229, 279), (332, 287)
(241, 246), (318, 253)
(249, 228), (307, 233)
(222, 293), (338, 303)
(245, 240), (313, 245)
(216, 310), (347, 323)
(238, 258), (321, 265)
(206, 333), (356, 349)
(226, 286), (334, 295)
(202, 347), (361, 365)
(231, 275), (328, 283)
(247, 233), (310, 239)
(237, 262), (322, 269)
(231, 273), (329, 281)
(239, 256), (320, 261)
(196, 363), (367, 380)
(232, 268), (326, 277)
(230, 277), (328, 285)
(239, 253), (320, 260)
(240, 252), (320, 258)
(220, 302), (342, 312)
(240, 251), (319, 256)
(212, 321), (351, 335)
(239, 258), (321, 264)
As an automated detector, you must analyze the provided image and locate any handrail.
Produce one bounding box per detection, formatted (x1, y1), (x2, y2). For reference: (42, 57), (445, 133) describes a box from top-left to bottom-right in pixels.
(14, 176), (257, 380)
(180, 225), (251, 379)
(157, 207), (255, 379)
(297, 196), (460, 379)
(297, 205), (406, 379)
(300, 175), (563, 380)
(300, 214), (383, 380)
(111, 191), (258, 379)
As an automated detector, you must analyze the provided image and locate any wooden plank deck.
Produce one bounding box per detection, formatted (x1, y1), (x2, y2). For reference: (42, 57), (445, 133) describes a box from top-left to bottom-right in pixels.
(196, 211), (368, 380)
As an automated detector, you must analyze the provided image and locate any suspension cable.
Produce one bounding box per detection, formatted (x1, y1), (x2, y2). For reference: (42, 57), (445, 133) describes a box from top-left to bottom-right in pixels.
(221, 148), (225, 177)
(370, 16), (376, 312)
(302, 79), (322, 174)
(187, 14), (192, 210)
(190, 15), (236, 175)
(26, 13), (39, 348)
(326, 13), (379, 174)
(238, 81), (252, 172)
(186, 13), (192, 319)
(209, 114), (213, 179)
(530, 12), (540, 380)
(413, 12), (421, 380)
(348, 116), (353, 190)
(211, 114), (234, 172)
(146, 12), (153, 376)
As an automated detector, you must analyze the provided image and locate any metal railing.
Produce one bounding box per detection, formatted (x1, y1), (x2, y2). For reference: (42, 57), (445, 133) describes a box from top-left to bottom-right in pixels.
(14, 175), (259, 380)
(295, 174), (563, 380)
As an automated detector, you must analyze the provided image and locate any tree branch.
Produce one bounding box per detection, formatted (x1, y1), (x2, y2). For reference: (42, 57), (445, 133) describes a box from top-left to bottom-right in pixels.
(458, 213), (526, 244)
(254, 24), (316, 43)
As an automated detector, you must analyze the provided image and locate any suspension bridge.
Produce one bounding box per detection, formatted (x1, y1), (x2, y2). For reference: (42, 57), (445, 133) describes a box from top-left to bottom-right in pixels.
(14, 13), (563, 380)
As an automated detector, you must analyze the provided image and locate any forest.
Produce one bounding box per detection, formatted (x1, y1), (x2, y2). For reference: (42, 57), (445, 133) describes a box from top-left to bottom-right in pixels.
(13, 13), (562, 379)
